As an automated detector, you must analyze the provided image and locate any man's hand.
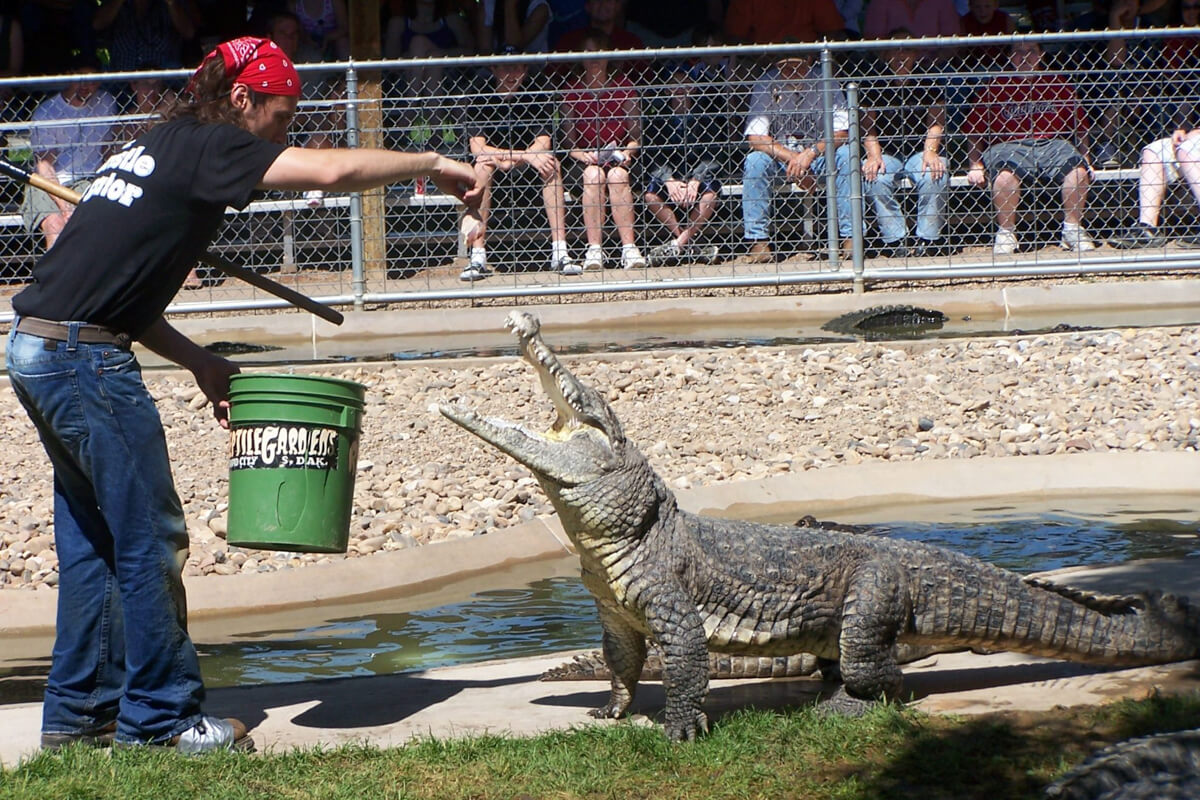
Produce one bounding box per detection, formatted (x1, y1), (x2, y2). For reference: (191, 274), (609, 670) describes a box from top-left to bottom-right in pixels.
(862, 153), (884, 182)
(922, 151), (945, 181)
(524, 150), (558, 180)
(786, 149), (814, 182)
(431, 155), (483, 208)
(192, 354), (241, 429)
(967, 163), (987, 187)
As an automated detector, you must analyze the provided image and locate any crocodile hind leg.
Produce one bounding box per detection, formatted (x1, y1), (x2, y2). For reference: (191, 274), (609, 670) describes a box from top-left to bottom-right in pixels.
(589, 603), (647, 721)
(825, 560), (909, 716)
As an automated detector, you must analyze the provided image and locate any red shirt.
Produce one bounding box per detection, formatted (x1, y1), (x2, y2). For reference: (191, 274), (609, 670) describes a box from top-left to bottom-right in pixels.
(562, 75), (638, 150)
(962, 72), (1088, 148)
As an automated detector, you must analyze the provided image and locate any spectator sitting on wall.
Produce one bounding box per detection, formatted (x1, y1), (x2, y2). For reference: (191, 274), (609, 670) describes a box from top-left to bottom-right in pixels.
(736, 50), (851, 264)
(858, 29), (950, 258)
(560, 28), (646, 270)
(22, 52), (117, 251)
(642, 23), (733, 266)
(963, 37), (1097, 256)
(458, 43), (581, 280)
(1109, 128), (1200, 249)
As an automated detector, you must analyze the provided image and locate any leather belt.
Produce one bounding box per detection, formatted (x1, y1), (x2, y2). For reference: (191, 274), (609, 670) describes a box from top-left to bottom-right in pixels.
(15, 316), (132, 349)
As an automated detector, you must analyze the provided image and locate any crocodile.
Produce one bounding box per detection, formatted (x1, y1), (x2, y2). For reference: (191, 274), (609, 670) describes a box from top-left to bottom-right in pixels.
(440, 311), (1200, 742)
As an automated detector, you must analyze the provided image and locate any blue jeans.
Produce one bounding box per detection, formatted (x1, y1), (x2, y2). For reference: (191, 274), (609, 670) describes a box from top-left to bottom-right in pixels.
(865, 152), (949, 244)
(741, 145), (853, 241)
(6, 322), (205, 744)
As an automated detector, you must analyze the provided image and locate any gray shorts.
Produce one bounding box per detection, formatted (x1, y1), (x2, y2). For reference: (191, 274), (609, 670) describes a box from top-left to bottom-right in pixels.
(21, 178), (91, 234)
(982, 138), (1086, 184)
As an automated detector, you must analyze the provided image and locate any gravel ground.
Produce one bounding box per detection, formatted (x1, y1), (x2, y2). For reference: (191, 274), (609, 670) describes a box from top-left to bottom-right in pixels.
(1, 323), (1198, 590)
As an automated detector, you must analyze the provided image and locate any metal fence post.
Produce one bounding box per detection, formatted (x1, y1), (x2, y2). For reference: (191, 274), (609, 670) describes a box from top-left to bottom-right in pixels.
(821, 48), (839, 267)
(345, 63), (365, 309)
(846, 81), (865, 293)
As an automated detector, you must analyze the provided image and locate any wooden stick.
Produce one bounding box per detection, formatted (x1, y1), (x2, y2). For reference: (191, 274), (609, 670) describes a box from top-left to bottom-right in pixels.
(0, 158), (345, 326)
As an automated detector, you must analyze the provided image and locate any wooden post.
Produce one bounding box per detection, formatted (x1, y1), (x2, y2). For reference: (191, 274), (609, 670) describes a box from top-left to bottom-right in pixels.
(348, 1), (388, 286)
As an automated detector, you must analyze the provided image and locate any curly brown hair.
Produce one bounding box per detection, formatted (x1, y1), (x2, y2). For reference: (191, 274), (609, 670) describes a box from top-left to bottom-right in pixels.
(164, 56), (272, 127)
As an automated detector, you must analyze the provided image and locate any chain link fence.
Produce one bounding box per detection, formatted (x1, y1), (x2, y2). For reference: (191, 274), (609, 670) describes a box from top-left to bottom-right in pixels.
(0, 29), (1198, 319)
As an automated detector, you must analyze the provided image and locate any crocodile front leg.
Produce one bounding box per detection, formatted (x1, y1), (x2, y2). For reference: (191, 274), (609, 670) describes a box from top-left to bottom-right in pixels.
(590, 601), (647, 721)
(642, 588), (711, 741)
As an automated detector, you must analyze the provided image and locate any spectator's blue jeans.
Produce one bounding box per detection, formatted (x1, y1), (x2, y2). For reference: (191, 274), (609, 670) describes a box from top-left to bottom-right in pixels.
(865, 152), (950, 244)
(741, 145), (852, 241)
(6, 323), (205, 744)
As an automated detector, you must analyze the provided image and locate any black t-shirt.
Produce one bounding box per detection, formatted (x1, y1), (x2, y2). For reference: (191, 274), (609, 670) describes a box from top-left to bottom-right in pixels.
(461, 82), (554, 152)
(858, 68), (945, 158)
(12, 116), (286, 337)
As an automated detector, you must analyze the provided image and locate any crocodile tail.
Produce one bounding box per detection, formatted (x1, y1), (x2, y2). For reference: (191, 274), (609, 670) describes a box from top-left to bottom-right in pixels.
(1025, 577), (1200, 661)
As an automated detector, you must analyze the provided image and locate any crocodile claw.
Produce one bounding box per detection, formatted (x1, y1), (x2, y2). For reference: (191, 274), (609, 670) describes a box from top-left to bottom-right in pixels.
(665, 711), (709, 742)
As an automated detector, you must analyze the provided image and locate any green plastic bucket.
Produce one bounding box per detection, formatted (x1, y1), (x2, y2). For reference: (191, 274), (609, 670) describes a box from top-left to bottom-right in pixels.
(226, 373), (366, 553)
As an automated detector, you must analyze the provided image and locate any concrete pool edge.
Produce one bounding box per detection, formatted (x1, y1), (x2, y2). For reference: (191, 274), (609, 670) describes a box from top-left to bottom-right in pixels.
(1, 450), (1196, 638)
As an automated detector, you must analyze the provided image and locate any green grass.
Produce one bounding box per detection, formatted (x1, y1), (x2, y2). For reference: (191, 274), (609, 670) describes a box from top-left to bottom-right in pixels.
(3, 692), (1198, 800)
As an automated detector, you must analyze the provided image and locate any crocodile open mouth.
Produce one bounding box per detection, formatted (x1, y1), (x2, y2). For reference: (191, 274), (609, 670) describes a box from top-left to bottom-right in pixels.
(439, 311), (616, 486)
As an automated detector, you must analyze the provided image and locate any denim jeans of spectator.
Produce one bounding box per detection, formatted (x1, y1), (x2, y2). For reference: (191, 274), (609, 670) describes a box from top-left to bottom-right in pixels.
(6, 322), (205, 744)
(741, 144), (852, 241)
(865, 152), (950, 245)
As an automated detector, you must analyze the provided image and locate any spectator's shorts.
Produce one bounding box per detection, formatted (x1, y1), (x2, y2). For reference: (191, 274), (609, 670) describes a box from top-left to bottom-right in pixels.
(644, 175), (723, 201)
(21, 178), (92, 234)
(982, 139), (1085, 184)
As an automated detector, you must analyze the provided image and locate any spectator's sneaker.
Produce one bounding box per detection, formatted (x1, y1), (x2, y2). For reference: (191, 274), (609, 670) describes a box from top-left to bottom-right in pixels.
(686, 243), (721, 264)
(459, 264), (492, 282)
(878, 238), (912, 258)
(649, 242), (680, 266)
(583, 245), (604, 271)
(1109, 222), (1166, 249)
(303, 189), (325, 208)
(910, 239), (948, 258)
(621, 246), (647, 269)
(993, 228), (1018, 256)
(1061, 225), (1096, 252)
(41, 721), (117, 751)
(116, 716), (255, 755)
(554, 256), (583, 276)
(1177, 230), (1200, 248)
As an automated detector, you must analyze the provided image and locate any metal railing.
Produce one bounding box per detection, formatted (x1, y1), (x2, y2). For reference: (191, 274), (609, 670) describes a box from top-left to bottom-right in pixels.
(0, 28), (1198, 321)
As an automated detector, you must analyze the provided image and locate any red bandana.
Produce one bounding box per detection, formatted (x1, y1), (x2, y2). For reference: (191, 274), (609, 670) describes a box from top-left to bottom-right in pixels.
(190, 36), (301, 98)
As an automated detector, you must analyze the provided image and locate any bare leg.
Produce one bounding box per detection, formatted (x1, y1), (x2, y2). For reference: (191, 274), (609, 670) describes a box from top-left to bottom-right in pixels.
(1061, 165), (1091, 227)
(467, 163), (496, 248)
(582, 165), (606, 247)
(1137, 143), (1170, 228)
(541, 162), (568, 241)
(607, 166), (636, 246)
(645, 192), (683, 240)
(678, 191), (719, 246)
(992, 169), (1021, 231)
(1174, 135), (1200, 210)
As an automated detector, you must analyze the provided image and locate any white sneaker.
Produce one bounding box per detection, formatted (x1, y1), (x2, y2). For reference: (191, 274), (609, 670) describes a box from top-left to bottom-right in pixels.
(993, 228), (1018, 256)
(554, 256), (583, 276)
(621, 246), (647, 270)
(1061, 225), (1096, 252)
(583, 245), (604, 271)
(303, 189), (324, 208)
